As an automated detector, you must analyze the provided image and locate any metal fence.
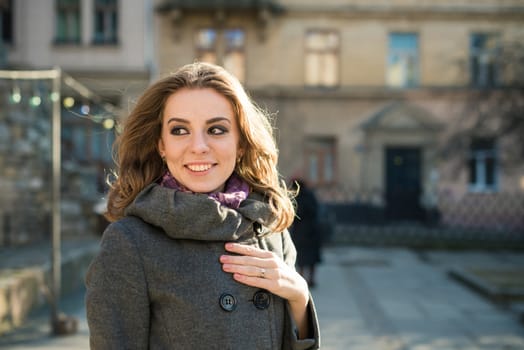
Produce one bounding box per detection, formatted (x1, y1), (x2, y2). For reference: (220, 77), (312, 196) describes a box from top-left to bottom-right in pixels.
(316, 187), (524, 247)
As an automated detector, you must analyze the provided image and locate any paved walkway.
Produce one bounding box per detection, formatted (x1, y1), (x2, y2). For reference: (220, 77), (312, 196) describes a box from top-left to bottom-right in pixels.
(315, 246), (524, 350)
(1, 245), (524, 349)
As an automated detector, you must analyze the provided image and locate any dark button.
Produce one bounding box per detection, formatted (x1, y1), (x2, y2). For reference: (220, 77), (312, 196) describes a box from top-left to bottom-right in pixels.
(219, 293), (237, 312)
(253, 290), (270, 310)
(253, 222), (263, 234)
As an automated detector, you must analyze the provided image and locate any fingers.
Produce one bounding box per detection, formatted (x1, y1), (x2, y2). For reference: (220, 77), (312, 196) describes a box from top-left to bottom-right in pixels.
(230, 270), (274, 290)
(221, 262), (271, 279)
(221, 243), (277, 269)
(224, 242), (274, 259)
(221, 258), (274, 291)
(220, 243), (277, 289)
(220, 242), (309, 303)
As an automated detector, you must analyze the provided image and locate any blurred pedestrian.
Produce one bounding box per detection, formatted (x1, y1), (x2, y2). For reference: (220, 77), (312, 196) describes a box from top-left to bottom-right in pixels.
(290, 178), (322, 288)
(85, 62), (320, 349)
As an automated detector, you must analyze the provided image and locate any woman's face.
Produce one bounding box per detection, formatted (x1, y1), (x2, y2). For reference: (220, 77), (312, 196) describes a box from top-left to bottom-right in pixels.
(158, 88), (242, 193)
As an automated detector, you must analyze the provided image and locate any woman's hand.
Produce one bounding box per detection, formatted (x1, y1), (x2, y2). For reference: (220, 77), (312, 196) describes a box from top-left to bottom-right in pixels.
(220, 242), (310, 338)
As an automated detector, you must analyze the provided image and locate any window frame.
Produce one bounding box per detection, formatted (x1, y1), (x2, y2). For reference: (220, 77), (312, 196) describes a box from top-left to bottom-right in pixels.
(92, 0), (119, 45)
(194, 27), (246, 83)
(54, 0), (82, 45)
(470, 32), (500, 88)
(1, 0), (14, 45)
(304, 136), (337, 186)
(223, 28), (246, 83)
(386, 32), (420, 88)
(195, 27), (218, 64)
(304, 29), (340, 88)
(468, 137), (498, 192)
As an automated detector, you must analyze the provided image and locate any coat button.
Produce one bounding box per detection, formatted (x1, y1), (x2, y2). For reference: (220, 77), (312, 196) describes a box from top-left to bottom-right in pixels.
(219, 293), (237, 312)
(253, 222), (263, 234)
(253, 290), (270, 310)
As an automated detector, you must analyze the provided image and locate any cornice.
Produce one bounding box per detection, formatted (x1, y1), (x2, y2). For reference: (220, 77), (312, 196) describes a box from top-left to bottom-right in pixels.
(283, 5), (524, 20)
(248, 85), (522, 100)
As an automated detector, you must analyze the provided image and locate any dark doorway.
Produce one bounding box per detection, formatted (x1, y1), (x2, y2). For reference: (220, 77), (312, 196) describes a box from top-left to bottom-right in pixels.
(385, 147), (423, 221)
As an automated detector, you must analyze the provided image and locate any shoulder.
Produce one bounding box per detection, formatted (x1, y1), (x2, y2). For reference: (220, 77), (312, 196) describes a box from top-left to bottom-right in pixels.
(104, 216), (149, 237)
(261, 229), (296, 265)
(101, 216), (163, 250)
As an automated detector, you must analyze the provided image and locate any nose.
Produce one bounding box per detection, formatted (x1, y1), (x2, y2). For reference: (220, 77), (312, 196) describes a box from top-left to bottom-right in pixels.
(190, 132), (210, 154)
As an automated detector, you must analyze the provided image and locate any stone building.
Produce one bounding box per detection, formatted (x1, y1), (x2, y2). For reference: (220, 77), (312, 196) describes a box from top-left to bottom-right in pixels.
(1, 0), (523, 245)
(153, 0), (524, 232)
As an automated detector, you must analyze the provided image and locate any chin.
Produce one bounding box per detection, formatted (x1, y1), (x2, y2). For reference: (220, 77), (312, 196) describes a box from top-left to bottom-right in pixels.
(187, 184), (223, 194)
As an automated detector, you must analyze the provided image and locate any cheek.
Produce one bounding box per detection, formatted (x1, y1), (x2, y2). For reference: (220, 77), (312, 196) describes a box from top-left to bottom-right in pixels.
(227, 143), (241, 159)
(162, 139), (182, 158)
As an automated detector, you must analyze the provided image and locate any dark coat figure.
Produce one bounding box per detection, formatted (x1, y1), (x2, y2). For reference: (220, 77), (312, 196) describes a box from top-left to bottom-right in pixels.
(291, 179), (322, 287)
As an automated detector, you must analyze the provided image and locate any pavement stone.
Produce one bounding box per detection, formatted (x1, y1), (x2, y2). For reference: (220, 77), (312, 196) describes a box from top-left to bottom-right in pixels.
(313, 246), (524, 350)
(1, 243), (524, 349)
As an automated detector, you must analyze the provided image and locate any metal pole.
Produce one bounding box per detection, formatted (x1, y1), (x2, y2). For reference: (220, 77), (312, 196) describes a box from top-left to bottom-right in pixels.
(50, 66), (62, 332)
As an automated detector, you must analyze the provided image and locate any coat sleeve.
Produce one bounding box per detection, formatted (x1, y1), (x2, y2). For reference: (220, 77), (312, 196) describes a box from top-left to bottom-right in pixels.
(281, 230), (321, 350)
(85, 221), (150, 349)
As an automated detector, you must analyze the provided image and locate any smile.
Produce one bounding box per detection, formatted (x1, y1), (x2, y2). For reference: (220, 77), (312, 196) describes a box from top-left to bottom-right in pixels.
(186, 164), (213, 172)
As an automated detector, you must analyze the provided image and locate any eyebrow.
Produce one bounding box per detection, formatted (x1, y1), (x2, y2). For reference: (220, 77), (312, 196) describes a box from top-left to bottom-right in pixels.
(166, 116), (232, 125)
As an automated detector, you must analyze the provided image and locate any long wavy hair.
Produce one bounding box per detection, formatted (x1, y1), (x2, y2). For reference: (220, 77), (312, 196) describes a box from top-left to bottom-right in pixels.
(106, 62), (295, 232)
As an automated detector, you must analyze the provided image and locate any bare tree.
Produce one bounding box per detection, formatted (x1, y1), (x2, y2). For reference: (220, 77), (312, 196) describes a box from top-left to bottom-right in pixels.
(441, 38), (524, 169)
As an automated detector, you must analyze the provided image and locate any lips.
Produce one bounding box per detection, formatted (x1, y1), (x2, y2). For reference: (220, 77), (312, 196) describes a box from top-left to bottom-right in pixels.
(186, 163), (214, 172)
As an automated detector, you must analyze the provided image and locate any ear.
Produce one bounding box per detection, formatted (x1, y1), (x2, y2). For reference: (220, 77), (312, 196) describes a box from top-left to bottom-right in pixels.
(237, 147), (244, 160)
(158, 138), (165, 157)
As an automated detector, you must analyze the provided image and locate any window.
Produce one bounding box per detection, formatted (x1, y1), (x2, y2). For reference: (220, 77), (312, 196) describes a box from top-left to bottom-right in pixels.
(305, 137), (336, 186)
(305, 30), (339, 87)
(223, 29), (245, 83)
(387, 33), (419, 88)
(1, 0), (13, 45)
(93, 0), (118, 44)
(196, 28), (217, 64)
(195, 28), (245, 83)
(55, 0), (81, 44)
(470, 33), (499, 87)
(468, 137), (497, 192)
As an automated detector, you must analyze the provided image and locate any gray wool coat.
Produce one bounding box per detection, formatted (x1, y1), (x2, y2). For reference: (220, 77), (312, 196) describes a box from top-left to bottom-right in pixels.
(85, 183), (320, 350)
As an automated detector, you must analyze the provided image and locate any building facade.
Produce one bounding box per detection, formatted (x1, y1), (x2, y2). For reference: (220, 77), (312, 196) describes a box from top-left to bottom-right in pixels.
(1, 0), (523, 245)
(154, 0), (524, 232)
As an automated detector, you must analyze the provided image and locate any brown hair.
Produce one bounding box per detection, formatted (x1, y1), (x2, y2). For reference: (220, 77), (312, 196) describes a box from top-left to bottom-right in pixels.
(106, 62), (295, 232)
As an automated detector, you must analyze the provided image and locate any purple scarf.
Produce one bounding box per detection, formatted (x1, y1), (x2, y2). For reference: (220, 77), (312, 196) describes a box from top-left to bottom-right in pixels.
(159, 171), (250, 209)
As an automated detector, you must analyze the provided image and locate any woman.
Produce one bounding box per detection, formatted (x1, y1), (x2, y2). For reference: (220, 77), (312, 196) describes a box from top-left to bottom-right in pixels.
(85, 62), (320, 349)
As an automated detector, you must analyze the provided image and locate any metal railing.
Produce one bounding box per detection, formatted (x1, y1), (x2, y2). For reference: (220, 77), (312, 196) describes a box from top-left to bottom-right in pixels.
(315, 186), (524, 246)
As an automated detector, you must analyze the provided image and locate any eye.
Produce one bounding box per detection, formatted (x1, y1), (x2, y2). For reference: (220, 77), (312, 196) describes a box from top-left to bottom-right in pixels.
(209, 125), (228, 135)
(170, 126), (189, 135)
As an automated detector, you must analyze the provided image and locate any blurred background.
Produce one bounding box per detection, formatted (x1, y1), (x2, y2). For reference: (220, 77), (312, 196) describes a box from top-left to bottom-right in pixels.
(0, 0), (523, 347)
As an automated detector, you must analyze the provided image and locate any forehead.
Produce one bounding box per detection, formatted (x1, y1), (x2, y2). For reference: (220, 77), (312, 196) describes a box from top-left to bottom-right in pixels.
(163, 88), (234, 121)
